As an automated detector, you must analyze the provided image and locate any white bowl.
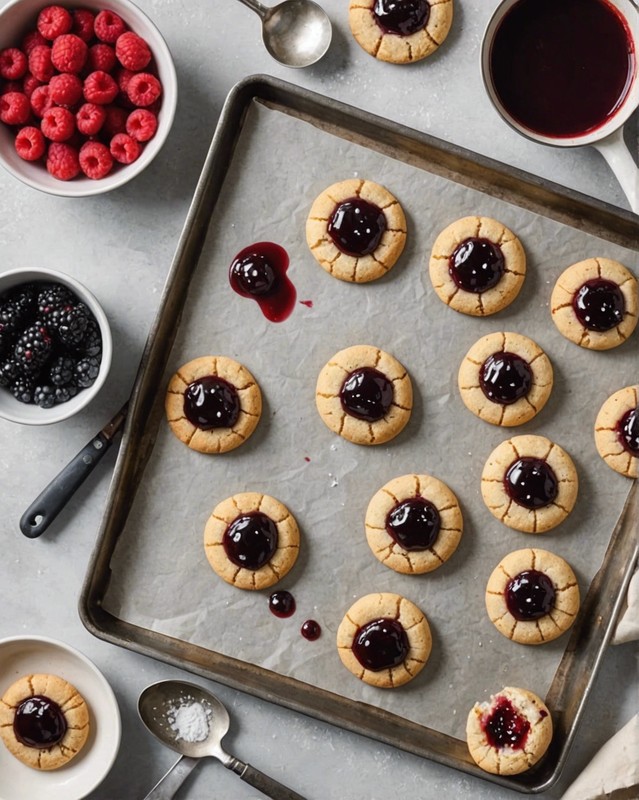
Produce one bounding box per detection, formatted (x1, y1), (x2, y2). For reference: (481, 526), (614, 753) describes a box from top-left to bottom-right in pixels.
(0, 267), (112, 424)
(0, 635), (121, 800)
(0, 0), (178, 197)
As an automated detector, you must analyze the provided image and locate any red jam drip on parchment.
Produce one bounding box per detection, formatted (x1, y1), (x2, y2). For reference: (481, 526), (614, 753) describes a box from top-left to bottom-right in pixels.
(229, 242), (296, 323)
(223, 512), (278, 570)
(327, 197), (386, 257)
(184, 376), (240, 430)
(480, 352), (533, 405)
(269, 590), (296, 618)
(482, 696), (531, 749)
(573, 279), (625, 332)
(373, 0), (430, 35)
(14, 695), (67, 748)
(618, 407), (639, 456)
(352, 618), (409, 671)
(505, 457), (558, 509)
(386, 497), (440, 550)
(449, 238), (505, 293)
(506, 569), (556, 620)
(340, 367), (393, 422)
(301, 620), (322, 640)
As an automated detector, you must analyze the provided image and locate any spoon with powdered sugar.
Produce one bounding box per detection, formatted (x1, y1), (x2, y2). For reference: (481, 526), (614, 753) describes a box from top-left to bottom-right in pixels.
(138, 679), (307, 800)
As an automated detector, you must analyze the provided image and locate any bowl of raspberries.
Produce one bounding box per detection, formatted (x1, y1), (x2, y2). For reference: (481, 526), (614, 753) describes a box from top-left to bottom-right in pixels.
(0, 267), (112, 424)
(0, 0), (177, 196)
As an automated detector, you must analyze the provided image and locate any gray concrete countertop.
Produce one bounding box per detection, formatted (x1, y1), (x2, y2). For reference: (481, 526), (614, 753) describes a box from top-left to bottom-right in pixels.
(0, 1), (636, 798)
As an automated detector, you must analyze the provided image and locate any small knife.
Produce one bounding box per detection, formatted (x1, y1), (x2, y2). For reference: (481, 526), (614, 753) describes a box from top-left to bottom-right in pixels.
(20, 402), (129, 539)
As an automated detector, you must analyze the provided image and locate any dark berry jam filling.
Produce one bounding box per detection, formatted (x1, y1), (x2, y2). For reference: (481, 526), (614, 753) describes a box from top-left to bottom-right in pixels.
(373, 0), (430, 35)
(386, 497), (440, 550)
(301, 619), (322, 640)
(482, 696), (530, 750)
(505, 569), (556, 620)
(184, 376), (240, 430)
(229, 242), (297, 323)
(327, 197), (386, 257)
(449, 238), (505, 293)
(269, 590), (296, 618)
(505, 457), (558, 509)
(479, 352), (533, 405)
(340, 367), (393, 422)
(573, 279), (625, 332)
(618, 406), (639, 456)
(13, 695), (67, 749)
(352, 617), (409, 671)
(223, 512), (278, 570)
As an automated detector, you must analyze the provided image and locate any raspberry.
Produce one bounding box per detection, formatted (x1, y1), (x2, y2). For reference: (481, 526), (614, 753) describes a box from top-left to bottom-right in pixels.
(51, 34), (88, 73)
(41, 106), (75, 141)
(0, 92), (30, 125)
(94, 10), (127, 44)
(79, 139), (113, 179)
(115, 32), (151, 71)
(22, 30), (48, 55)
(126, 72), (161, 107)
(71, 9), (95, 42)
(30, 84), (52, 118)
(87, 43), (116, 73)
(28, 45), (54, 82)
(46, 141), (80, 180)
(49, 73), (83, 106)
(76, 102), (105, 135)
(109, 132), (140, 164)
(0, 48), (28, 81)
(126, 108), (157, 142)
(37, 5), (73, 40)
(102, 103), (127, 136)
(14, 126), (46, 161)
(22, 74), (42, 98)
(83, 70), (118, 104)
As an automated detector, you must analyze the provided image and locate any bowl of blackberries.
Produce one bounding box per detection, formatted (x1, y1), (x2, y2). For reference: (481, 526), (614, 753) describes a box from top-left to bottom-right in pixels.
(0, 268), (111, 424)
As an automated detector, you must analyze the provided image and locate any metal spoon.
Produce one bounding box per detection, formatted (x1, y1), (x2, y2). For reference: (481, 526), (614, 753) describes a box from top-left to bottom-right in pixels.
(138, 679), (307, 800)
(236, 0), (332, 68)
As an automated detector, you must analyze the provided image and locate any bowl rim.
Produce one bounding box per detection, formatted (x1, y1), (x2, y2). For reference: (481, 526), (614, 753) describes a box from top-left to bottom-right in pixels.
(0, 267), (113, 425)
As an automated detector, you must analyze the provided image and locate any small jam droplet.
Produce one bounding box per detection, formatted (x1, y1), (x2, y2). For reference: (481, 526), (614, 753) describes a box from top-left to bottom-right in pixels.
(340, 367), (393, 422)
(301, 620), (321, 640)
(269, 590), (296, 618)
(449, 238), (505, 293)
(223, 513), (278, 570)
(504, 457), (558, 509)
(573, 279), (625, 332)
(13, 695), (67, 749)
(328, 197), (386, 257)
(229, 242), (296, 322)
(386, 497), (440, 551)
(479, 352), (533, 405)
(300, 299), (313, 308)
(373, 0), (430, 35)
(618, 407), (639, 456)
(184, 376), (240, 430)
(506, 569), (556, 620)
(352, 618), (409, 671)
(482, 697), (530, 750)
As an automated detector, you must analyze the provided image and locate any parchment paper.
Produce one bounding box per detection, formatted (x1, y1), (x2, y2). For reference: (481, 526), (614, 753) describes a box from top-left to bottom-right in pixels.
(102, 100), (637, 741)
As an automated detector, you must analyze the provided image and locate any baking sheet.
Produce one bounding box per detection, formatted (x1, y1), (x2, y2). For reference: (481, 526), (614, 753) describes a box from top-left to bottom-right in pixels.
(99, 94), (637, 750)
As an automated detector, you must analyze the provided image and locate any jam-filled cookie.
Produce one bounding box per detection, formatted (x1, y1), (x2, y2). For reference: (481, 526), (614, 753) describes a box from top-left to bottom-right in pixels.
(594, 385), (639, 478)
(466, 686), (553, 775)
(349, 0), (453, 64)
(204, 492), (300, 590)
(458, 332), (553, 427)
(336, 592), (432, 688)
(429, 216), (526, 316)
(550, 258), (638, 350)
(305, 179), (407, 283)
(0, 674), (90, 770)
(485, 548), (580, 645)
(316, 345), (413, 445)
(165, 356), (262, 454)
(365, 473), (463, 573)
(481, 435), (578, 533)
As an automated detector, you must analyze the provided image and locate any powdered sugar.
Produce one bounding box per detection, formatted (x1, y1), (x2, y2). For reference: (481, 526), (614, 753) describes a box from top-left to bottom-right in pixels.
(167, 699), (211, 743)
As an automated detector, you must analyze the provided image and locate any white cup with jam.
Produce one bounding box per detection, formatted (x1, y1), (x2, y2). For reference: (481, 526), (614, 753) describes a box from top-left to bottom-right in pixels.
(481, 0), (638, 214)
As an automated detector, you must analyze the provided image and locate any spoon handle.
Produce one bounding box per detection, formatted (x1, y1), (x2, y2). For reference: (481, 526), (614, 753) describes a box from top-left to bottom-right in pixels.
(235, 0), (269, 21)
(229, 758), (307, 800)
(142, 755), (200, 800)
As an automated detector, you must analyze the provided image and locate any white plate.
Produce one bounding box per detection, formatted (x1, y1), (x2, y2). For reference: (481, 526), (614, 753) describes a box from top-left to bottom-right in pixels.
(0, 636), (121, 800)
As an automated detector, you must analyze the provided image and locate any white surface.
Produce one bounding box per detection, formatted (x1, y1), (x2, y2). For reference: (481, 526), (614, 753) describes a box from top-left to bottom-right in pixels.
(0, 1), (637, 799)
(0, 636), (121, 800)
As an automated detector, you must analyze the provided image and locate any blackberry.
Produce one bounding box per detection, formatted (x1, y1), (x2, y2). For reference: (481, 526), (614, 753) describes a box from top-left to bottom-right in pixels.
(0, 358), (20, 388)
(75, 318), (102, 358)
(55, 383), (78, 404)
(11, 376), (35, 404)
(57, 303), (89, 347)
(75, 356), (100, 388)
(37, 283), (75, 318)
(33, 385), (56, 409)
(14, 324), (53, 372)
(7, 283), (37, 316)
(0, 299), (26, 338)
(49, 355), (76, 386)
